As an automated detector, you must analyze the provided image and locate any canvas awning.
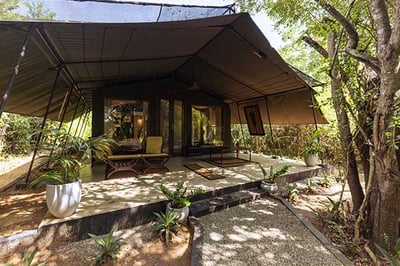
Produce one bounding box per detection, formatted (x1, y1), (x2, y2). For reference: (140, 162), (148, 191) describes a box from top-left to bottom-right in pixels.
(0, 13), (326, 124)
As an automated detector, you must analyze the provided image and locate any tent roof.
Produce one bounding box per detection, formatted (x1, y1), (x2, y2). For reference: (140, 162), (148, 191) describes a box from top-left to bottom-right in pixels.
(0, 13), (326, 123)
(17, 0), (235, 23)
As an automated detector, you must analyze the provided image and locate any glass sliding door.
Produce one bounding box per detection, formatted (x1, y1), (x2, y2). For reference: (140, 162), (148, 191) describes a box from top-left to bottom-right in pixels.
(160, 99), (183, 154)
(173, 100), (183, 153)
(192, 105), (222, 146)
(160, 99), (169, 153)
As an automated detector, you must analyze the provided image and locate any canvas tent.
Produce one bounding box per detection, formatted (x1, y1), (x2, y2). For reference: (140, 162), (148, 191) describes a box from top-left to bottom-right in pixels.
(0, 11), (326, 125)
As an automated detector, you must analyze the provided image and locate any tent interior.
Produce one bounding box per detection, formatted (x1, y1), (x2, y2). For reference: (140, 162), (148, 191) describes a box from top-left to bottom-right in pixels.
(0, 9), (326, 154)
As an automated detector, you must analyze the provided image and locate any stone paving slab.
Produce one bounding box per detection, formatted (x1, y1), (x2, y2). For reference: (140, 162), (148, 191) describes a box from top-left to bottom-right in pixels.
(198, 197), (344, 266)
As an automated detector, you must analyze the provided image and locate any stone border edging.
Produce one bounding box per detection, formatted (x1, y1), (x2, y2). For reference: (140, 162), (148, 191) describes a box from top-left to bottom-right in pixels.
(272, 195), (353, 266)
(188, 216), (203, 266)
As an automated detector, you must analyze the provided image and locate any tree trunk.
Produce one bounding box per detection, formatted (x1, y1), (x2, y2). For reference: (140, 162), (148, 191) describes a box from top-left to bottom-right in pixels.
(355, 133), (370, 187)
(328, 33), (364, 211)
(370, 64), (400, 250)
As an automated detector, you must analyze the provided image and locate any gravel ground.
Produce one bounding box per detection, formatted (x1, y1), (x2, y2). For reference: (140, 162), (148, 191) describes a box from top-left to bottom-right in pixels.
(199, 197), (343, 266)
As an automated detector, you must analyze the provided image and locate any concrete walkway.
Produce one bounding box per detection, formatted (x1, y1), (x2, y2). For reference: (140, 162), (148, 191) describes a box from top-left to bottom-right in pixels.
(197, 197), (345, 266)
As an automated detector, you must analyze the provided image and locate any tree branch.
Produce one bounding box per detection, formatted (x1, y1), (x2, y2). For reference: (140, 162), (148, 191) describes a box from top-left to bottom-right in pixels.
(390, 0), (400, 53)
(345, 47), (381, 74)
(370, 0), (392, 48)
(315, 0), (359, 49)
(317, 0), (381, 74)
(301, 36), (329, 58)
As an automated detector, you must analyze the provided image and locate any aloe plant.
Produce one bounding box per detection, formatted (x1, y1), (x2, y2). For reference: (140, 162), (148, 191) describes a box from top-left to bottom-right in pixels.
(258, 164), (290, 184)
(154, 208), (179, 246)
(156, 181), (204, 208)
(29, 129), (116, 187)
(88, 228), (123, 265)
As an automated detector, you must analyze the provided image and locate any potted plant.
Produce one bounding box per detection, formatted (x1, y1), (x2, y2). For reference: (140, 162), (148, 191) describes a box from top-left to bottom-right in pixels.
(303, 131), (324, 167)
(156, 181), (204, 222)
(29, 129), (116, 218)
(258, 163), (290, 193)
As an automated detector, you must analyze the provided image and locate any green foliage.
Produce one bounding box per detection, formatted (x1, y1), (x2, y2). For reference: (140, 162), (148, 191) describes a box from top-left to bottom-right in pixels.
(23, 247), (45, 266)
(318, 174), (332, 188)
(258, 164), (290, 183)
(29, 129), (116, 187)
(375, 238), (400, 266)
(309, 198), (346, 226)
(0, 0), (56, 20)
(306, 178), (318, 193)
(326, 197), (344, 223)
(23, 0), (55, 20)
(326, 220), (357, 258)
(303, 130), (324, 155)
(0, 113), (41, 156)
(5, 247), (45, 266)
(154, 208), (180, 246)
(270, 165), (290, 179)
(232, 124), (341, 166)
(0, 0), (23, 20)
(156, 181), (204, 208)
(88, 228), (123, 265)
(62, 112), (92, 140)
(280, 183), (299, 203)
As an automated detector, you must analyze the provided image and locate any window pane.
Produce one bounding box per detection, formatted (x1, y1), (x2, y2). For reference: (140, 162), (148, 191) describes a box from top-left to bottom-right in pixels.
(191, 105), (222, 146)
(174, 100), (183, 153)
(160, 99), (169, 153)
(104, 98), (148, 149)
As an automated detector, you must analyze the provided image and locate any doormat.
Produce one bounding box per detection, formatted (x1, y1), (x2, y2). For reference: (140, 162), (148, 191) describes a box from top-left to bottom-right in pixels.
(183, 164), (225, 180)
(201, 157), (251, 168)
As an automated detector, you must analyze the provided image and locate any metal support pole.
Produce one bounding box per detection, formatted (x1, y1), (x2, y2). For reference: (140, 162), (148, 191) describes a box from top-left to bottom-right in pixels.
(47, 87), (73, 167)
(309, 89), (323, 164)
(74, 107), (85, 137)
(57, 87), (74, 125)
(81, 111), (90, 138)
(26, 67), (61, 183)
(264, 96), (277, 158)
(236, 102), (245, 145)
(68, 98), (81, 134)
(0, 25), (35, 118)
(309, 89), (319, 131)
(78, 111), (89, 138)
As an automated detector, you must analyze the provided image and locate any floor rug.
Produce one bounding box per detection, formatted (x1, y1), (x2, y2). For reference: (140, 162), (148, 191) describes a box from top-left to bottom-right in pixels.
(201, 157), (251, 168)
(183, 164), (225, 180)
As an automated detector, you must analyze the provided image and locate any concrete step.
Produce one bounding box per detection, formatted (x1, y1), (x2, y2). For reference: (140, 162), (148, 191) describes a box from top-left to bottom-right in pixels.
(190, 188), (266, 217)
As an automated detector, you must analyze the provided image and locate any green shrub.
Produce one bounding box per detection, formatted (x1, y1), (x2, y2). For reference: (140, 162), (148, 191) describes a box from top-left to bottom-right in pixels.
(88, 228), (123, 265)
(280, 183), (299, 203)
(375, 237), (400, 266)
(4, 247), (45, 266)
(154, 209), (179, 246)
(156, 181), (204, 208)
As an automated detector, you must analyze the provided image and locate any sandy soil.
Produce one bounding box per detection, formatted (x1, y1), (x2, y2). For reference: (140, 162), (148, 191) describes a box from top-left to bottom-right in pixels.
(3, 223), (191, 265)
(0, 188), (46, 237)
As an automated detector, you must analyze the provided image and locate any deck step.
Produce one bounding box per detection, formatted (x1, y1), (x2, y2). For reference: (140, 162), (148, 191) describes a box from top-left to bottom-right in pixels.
(190, 188), (266, 217)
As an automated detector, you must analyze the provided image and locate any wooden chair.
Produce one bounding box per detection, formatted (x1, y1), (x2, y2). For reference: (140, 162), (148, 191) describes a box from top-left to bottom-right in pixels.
(105, 136), (169, 179)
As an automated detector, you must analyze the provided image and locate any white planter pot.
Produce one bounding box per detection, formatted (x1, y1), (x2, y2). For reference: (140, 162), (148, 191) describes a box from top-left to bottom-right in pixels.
(304, 153), (319, 167)
(46, 180), (82, 218)
(166, 202), (189, 223)
(260, 181), (278, 193)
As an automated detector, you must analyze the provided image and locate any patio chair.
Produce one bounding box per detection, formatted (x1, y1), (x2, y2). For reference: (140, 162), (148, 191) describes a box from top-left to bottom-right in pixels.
(145, 136), (163, 154)
(142, 136), (169, 173)
(105, 136), (169, 179)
